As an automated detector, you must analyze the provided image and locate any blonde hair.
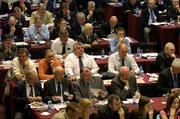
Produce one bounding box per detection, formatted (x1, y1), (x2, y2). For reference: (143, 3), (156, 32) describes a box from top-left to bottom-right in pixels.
(79, 99), (92, 119)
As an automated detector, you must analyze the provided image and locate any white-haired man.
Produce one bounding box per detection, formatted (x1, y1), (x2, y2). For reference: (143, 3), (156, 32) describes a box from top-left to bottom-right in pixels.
(77, 23), (100, 55)
(157, 58), (180, 95)
(156, 42), (176, 71)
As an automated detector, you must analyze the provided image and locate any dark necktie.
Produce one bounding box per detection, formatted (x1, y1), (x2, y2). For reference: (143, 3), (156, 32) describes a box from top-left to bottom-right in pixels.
(79, 56), (84, 72)
(87, 37), (90, 42)
(57, 82), (63, 95)
(150, 10), (155, 23)
(47, 63), (53, 75)
(86, 82), (92, 98)
(173, 74), (179, 88)
(62, 44), (66, 55)
(29, 85), (33, 97)
(122, 58), (125, 66)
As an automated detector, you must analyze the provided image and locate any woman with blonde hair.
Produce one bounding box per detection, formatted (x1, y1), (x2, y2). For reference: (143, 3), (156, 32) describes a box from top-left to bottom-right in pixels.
(80, 98), (95, 119)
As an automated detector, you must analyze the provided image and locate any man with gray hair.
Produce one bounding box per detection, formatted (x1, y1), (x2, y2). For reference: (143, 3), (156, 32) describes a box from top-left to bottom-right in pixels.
(156, 42), (176, 71)
(77, 23), (100, 55)
(83, 1), (102, 24)
(71, 12), (86, 39)
(157, 58), (180, 95)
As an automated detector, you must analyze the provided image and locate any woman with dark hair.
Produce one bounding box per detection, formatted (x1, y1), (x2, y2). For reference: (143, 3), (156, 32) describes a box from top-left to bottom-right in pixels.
(129, 96), (157, 119)
(160, 93), (180, 119)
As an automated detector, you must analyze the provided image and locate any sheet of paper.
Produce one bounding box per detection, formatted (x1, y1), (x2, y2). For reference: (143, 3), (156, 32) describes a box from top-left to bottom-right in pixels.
(136, 77), (145, 84)
(96, 100), (108, 106)
(0, 14), (8, 18)
(15, 42), (28, 46)
(41, 112), (50, 116)
(90, 88), (102, 97)
(103, 80), (112, 85)
(91, 55), (108, 59)
(122, 100), (130, 104)
(53, 103), (67, 110)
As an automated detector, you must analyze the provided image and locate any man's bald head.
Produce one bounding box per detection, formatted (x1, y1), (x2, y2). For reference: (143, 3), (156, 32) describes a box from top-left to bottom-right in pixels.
(110, 16), (118, 28)
(118, 43), (128, 58)
(164, 42), (175, 57)
(119, 66), (130, 80)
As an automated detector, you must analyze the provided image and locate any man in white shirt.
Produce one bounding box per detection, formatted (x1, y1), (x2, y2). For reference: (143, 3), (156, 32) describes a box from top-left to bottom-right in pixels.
(108, 43), (140, 75)
(64, 42), (99, 80)
(51, 30), (75, 60)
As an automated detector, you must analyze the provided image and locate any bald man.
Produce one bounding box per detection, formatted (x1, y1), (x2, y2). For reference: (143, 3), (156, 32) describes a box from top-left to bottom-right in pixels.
(73, 67), (108, 102)
(77, 23), (100, 55)
(43, 66), (73, 103)
(111, 66), (140, 100)
(156, 42), (176, 71)
(102, 16), (122, 37)
(108, 43), (140, 75)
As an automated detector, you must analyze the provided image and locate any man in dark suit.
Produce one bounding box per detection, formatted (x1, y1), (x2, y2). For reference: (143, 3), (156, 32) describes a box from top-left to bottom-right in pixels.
(0, 0), (9, 15)
(55, 3), (75, 26)
(102, 16), (122, 38)
(141, 0), (160, 44)
(111, 66), (140, 100)
(156, 42), (176, 71)
(42, 0), (55, 13)
(83, 1), (102, 25)
(63, 0), (78, 14)
(167, 0), (180, 21)
(77, 23), (100, 55)
(157, 58), (180, 95)
(73, 67), (108, 102)
(71, 12), (86, 39)
(43, 66), (73, 103)
(2, 16), (23, 42)
(12, 0), (32, 16)
(12, 70), (43, 119)
(123, 0), (141, 14)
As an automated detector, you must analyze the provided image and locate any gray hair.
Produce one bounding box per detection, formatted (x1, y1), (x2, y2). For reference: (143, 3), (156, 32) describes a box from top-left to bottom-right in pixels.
(172, 58), (180, 68)
(76, 12), (85, 19)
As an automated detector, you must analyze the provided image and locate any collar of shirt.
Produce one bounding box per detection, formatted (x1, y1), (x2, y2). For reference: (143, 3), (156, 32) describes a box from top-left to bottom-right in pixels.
(26, 82), (34, 97)
(170, 67), (176, 78)
(118, 55), (127, 62)
(74, 53), (85, 59)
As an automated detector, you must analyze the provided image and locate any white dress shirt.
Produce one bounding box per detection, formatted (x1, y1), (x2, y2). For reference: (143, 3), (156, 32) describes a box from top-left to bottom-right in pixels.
(108, 52), (140, 75)
(26, 83), (35, 97)
(64, 53), (99, 77)
(51, 38), (75, 58)
(10, 57), (37, 79)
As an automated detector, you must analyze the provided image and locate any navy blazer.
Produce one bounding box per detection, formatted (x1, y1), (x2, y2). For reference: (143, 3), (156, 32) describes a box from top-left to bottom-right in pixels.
(12, 1), (32, 16)
(43, 78), (72, 103)
(141, 7), (160, 29)
(157, 68), (180, 95)
(156, 51), (174, 71)
(102, 22), (122, 37)
(167, 5), (180, 21)
(12, 80), (42, 112)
